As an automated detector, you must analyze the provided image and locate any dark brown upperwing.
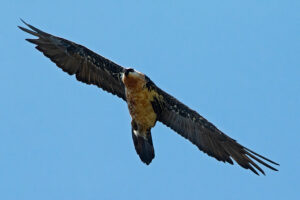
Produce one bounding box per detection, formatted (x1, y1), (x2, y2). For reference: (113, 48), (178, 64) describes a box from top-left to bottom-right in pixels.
(19, 20), (126, 101)
(154, 86), (279, 175)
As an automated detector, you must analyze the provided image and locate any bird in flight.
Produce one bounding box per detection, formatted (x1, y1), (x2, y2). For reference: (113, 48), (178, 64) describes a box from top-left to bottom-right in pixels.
(19, 20), (279, 175)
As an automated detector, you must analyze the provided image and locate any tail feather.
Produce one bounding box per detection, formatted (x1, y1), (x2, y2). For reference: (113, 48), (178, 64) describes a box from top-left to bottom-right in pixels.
(132, 129), (155, 165)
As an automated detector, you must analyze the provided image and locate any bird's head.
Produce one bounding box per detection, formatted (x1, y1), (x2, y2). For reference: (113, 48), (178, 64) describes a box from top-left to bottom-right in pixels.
(122, 68), (144, 79)
(122, 68), (146, 89)
(124, 68), (135, 76)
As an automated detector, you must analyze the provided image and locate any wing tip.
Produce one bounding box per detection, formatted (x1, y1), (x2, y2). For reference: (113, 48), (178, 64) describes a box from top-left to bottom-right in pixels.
(244, 148), (279, 175)
(244, 147), (280, 166)
(20, 18), (27, 26)
(18, 18), (48, 37)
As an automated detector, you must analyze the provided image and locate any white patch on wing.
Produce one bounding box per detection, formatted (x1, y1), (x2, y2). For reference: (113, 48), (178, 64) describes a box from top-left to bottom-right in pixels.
(133, 129), (140, 137)
(121, 72), (125, 82)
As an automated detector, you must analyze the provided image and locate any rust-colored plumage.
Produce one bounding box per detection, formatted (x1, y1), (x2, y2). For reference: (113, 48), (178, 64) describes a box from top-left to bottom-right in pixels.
(19, 20), (279, 175)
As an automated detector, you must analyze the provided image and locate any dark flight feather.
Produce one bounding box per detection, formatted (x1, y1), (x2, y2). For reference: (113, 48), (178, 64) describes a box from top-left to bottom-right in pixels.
(151, 85), (279, 175)
(19, 19), (126, 100)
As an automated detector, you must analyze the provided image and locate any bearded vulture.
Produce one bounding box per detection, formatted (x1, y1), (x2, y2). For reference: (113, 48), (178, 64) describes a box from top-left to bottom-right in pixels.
(19, 20), (279, 175)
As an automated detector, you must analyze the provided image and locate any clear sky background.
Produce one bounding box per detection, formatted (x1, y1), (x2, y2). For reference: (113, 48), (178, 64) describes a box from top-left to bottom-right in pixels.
(1, 1), (299, 200)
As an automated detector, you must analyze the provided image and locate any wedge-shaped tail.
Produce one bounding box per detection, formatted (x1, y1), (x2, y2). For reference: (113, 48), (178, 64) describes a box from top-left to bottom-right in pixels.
(131, 128), (155, 165)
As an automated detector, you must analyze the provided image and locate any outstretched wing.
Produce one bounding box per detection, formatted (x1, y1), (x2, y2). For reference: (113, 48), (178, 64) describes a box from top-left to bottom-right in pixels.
(153, 86), (279, 175)
(19, 20), (126, 100)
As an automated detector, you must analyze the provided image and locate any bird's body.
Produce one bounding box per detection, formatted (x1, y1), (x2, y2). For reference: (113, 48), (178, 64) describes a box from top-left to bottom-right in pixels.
(123, 70), (158, 135)
(19, 20), (279, 175)
(122, 69), (162, 163)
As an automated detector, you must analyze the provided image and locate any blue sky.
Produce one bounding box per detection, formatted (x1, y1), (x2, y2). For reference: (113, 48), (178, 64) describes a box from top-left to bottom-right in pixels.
(1, 1), (299, 199)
